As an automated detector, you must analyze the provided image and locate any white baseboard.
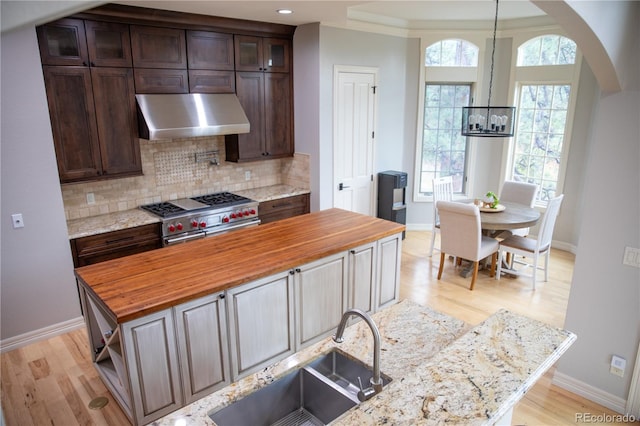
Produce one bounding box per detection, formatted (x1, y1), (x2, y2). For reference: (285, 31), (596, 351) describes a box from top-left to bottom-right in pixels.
(553, 371), (628, 414)
(0, 316), (85, 353)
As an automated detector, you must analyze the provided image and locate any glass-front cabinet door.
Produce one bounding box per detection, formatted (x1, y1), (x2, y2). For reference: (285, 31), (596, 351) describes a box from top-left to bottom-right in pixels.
(234, 35), (290, 73)
(37, 18), (88, 66)
(85, 20), (132, 67)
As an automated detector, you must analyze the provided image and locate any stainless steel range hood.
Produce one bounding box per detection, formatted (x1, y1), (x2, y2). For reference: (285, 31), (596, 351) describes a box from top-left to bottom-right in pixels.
(136, 93), (250, 140)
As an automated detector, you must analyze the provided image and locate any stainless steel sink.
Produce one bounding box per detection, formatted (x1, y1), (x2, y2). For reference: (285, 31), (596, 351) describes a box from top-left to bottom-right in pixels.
(208, 349), (391, 426)
(307, 349), (392, 402)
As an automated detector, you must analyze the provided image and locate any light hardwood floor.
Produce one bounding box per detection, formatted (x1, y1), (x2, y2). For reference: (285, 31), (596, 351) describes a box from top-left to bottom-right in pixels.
(1, 230), (633, 425)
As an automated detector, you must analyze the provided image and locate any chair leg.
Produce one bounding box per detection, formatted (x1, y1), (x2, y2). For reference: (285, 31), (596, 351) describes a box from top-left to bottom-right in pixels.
(506, 252), (511, 265)
(532, 252), (538, 290)
(490, 253), (497, 278)
(429, 229), (437, 257)
(544, 250), (550, 282)
(437, 252), (445, 280)
(469, 261), (479, 290)
(496, 250), (503, 280)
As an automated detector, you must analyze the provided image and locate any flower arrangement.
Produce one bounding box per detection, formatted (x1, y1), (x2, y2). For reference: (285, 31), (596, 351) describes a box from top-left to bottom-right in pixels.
(484, 191), (499, 209)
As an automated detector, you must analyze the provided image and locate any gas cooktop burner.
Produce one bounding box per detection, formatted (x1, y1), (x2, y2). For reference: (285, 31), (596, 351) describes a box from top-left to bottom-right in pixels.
(140, 192), (255, 219)
(191, 192), (250, 207)
(139, 202), (186, 218)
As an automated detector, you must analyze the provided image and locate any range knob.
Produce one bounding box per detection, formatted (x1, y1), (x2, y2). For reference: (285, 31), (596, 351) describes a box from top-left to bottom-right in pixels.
(168, 224), (176, 232)
(176, 223), (183, 231)
(249, 208), (256, 215)
(199, 221), (207, 228)
(230, 212), (237, 219)
(222, 216), (230, 223)
(191, 220), (199, 228)
(242, 210), (250, 216)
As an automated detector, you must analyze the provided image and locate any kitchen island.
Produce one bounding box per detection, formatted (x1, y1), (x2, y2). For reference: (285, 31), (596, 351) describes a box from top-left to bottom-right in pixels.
(155, 300), (576, 426)
(75, 208), (404, 425)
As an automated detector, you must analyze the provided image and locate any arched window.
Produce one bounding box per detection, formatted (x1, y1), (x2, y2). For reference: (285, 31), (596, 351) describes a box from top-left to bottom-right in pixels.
(417, 39), (479, 197)
(510, 35), (579, 202)
(517, 35), (576, 67)
(426, 39), (479, 67)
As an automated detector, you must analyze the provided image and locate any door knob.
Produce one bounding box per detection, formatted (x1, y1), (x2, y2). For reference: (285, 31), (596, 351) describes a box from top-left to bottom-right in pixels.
(339, 183), (350, 191)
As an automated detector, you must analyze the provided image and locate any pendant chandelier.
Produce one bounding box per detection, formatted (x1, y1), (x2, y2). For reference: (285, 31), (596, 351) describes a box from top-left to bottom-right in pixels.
(461, 0), (515, 137)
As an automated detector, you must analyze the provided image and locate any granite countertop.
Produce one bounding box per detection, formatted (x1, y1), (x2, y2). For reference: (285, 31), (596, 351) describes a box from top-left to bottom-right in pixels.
(153, 300), (576, 426)
(66, 184), (309, 239)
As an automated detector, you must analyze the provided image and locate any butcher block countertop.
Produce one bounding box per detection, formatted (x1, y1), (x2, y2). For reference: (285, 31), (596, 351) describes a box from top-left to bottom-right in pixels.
(75, 208), (404, 323)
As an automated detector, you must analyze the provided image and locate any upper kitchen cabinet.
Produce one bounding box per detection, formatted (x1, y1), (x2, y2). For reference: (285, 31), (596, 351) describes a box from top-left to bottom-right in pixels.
(37, 19), (131, 67)
(131, 25), (188, 93)
(187, 31), (234, 70)
(42, 66), (141, 183)
(130, 25), (186, 69)
(234, 36), (290, 73)
(84, 21), (132, 67)
(186, 30), (235, 93)
(226, 36), (293, 162)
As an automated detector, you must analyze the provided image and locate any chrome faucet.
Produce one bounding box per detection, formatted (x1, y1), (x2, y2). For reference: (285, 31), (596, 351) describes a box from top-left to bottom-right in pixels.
(333, 308), (383, 401)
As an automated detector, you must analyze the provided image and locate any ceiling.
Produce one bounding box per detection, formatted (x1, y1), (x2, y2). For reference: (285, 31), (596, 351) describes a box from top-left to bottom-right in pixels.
(112, 0), (549, 30)
(1, 1), (550, 35)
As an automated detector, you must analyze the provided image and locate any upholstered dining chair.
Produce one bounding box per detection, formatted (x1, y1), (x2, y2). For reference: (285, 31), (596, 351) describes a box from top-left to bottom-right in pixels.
(497, 194), (564, 290)
(429, 176), (454, 257)
(436, 201), (500, 290)
(499, 180), (539, 237)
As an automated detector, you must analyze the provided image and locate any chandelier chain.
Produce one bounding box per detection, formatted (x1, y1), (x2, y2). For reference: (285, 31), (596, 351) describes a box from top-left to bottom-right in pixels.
(487, 0), (499, 108)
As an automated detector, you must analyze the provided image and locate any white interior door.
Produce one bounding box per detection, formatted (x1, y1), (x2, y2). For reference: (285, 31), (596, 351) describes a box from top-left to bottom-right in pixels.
(333, 66), (377, 215)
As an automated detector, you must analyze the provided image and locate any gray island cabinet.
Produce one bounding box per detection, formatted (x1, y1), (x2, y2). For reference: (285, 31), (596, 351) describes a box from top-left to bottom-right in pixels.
(75, 209), (404, 425)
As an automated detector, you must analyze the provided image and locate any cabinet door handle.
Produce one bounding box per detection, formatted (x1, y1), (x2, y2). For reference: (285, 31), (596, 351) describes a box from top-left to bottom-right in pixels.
(295, 268), (301, 273)
(289, 270), (295, 275)
(219, 293), (225, 299)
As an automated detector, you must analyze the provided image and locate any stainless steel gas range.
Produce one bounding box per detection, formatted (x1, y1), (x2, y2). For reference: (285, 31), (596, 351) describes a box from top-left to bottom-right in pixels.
(140, 192), (260, 246)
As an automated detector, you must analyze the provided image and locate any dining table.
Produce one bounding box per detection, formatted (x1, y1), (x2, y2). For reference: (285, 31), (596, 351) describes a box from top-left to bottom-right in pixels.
(479, 200), (541, 235)
(459, 200), (541, 278)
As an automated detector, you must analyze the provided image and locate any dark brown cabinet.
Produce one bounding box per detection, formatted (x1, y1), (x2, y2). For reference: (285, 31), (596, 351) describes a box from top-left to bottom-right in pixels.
(37, 18), (88, 66)
(37, 19), (132, 68)
(130, 25), (188, 93)
(42, 66), (141, 183)
(226, 71), (292, 162)
(84, 20), (132, 67)
(234, 36), (290, 73)
(187, 30), (235, 93)
(71, 223), (162, 267)
(259, 194), (310, 224)
(130, 25), (186, 69)
(38, 18), (142, 183)
(226, 36), (292, 162)
(91, 67), (141, 176)
(43, 66), (101, 181)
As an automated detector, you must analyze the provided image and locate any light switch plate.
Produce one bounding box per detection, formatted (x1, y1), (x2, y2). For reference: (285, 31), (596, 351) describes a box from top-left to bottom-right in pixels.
(623, 247), (640, 268)
(610, 355), (626, 377)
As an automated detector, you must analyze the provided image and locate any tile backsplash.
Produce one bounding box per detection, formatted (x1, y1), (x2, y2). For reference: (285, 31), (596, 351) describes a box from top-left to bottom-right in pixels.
(62, 136), (309, 220)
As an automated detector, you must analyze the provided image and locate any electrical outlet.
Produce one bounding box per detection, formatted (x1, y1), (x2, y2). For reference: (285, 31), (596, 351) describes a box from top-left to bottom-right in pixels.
(87, 192), (96, 205)
(610, 355), (626, 377)
(11, 213), (24, 229)
(245, 171), (251, 181)
(623, 247), (640, 268)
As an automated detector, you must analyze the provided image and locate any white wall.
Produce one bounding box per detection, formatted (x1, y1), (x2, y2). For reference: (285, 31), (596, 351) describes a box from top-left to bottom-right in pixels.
(317, 26), (416, 211)
(1, 25), (82, 342)
(558, 89), (640, 404)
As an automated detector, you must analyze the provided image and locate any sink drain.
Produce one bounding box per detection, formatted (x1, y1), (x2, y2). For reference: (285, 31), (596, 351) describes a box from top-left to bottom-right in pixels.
(88, 396), (109, 410)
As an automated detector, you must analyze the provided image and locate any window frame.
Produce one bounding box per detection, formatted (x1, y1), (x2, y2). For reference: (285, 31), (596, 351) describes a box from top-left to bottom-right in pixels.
(414, 36), (485, 203)
(501, 32), (582, 207)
